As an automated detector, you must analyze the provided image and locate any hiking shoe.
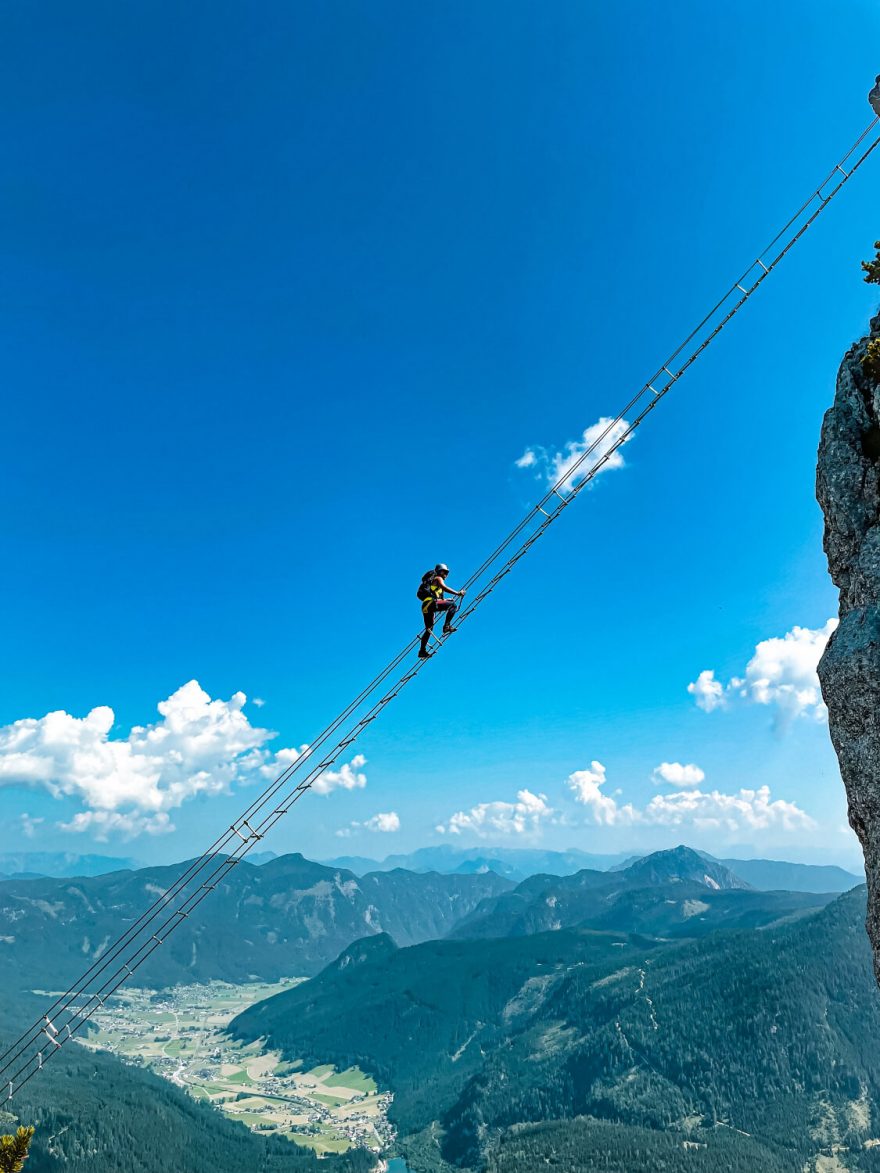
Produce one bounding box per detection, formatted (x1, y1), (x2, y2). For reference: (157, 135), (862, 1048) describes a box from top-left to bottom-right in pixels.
(443, 626), (457, 635)
(418, 649), (432, 659)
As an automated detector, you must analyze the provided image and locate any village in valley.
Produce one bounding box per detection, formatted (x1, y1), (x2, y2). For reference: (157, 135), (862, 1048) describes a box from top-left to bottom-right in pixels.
(73, 981), (394, 1157)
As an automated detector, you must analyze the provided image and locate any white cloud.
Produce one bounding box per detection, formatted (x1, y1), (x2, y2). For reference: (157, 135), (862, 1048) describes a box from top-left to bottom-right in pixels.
(337, 809), (401, 837)
(0, 681), (271, 816)
(252, 697), (266, 708)
(687, 670), (726, 713)
(566, 762), (813, 838)
(436, 789), (554, 837)
(642, 785), (815, 834)
(516, 416), (632, 492)
(566, 762), (639, 825)
(0, 682), (369, 840)
(363, 811), (400, 833)
(312, 754), (368, 796)
(652, 762), (705, 788)
(688, 620), (838, 730)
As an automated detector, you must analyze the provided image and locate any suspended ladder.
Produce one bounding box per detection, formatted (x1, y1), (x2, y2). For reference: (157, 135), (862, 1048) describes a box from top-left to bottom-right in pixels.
(1, 104), (878, 1110)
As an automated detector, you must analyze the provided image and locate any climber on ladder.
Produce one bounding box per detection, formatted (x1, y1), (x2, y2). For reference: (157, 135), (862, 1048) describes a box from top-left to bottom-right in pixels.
(417, 563), (466, 659)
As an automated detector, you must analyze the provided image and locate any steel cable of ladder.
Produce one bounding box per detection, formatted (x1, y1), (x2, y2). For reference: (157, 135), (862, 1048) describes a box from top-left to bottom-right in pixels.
(1, 111), (878, 1109)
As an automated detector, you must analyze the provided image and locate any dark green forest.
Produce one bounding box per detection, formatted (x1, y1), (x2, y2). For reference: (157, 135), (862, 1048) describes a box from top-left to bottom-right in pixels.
(234, 887), (880, 1171)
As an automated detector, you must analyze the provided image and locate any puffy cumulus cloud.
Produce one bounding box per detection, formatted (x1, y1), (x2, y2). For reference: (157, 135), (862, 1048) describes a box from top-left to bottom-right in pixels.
(436, 789), (554, 837)
(363, 811), (400, 833)
(688, 620), (838, 730)
(0, 681), (271, 815)
(337, 809), (400, 837)
(0, 682), (369, 840)
(642, 785), (815, 834)
(312, 754), (368, 796)
(687, 670), (726, 713)
(743, 621), (837, 725)
(652, 762), (705, 788)
(516, 417), (632, 493)
(258, 749), (367, 796)
(566, 762), (639, 826)
(567, 762), (813, 838)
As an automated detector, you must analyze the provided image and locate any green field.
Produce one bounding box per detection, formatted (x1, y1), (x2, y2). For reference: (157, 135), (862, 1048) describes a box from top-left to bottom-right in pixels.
(76, 980), (392, 1156)
(323, 1068), (377, 1094)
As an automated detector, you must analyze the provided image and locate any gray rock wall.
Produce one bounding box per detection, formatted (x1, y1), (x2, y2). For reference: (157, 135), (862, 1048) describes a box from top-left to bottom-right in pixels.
(817, 309), (880, 981)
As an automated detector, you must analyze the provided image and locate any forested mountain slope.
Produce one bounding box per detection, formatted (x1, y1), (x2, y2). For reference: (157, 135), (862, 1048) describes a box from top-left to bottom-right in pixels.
(232, 888), (880, 1172)
(0, 853), (510, 989)
(230, 927), (664, 1143)
(450, 846), (831, 941)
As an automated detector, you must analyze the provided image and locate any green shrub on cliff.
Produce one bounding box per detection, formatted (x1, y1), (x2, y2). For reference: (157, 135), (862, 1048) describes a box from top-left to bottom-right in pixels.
(863, 241), (880, 285)
(864, 338), (880, 383)
(0, 1127), (33, 1173)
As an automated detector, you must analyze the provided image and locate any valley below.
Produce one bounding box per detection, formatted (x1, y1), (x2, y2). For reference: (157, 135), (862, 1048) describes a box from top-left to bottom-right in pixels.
(74, 980), (394, 1158)
(3, 846), (875, 1173)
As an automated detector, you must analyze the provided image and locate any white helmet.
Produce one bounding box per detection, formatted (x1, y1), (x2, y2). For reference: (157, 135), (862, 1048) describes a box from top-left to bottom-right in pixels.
(435, 563), (450, 577)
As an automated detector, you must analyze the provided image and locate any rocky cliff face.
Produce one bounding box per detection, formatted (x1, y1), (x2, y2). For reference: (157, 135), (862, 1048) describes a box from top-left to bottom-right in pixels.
(817, 309), (880, 981)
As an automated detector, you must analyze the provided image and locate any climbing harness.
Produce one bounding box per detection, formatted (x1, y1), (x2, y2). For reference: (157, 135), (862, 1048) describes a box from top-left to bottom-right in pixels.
(0, 98), (878, 1109)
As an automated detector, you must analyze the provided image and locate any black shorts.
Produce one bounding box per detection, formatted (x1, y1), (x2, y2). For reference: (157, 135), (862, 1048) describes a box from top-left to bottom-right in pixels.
(422, 598), (456, 628)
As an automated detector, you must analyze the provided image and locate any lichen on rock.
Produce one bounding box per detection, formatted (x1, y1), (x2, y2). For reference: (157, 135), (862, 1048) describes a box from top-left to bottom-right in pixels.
(817, 309), (880, 980)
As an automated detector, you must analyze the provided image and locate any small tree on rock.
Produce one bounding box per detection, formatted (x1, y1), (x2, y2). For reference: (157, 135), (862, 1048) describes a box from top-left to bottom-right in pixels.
(863, 241), (880, 285)
(864, 338), (880, 383)
(0, 1127), (34, 1173)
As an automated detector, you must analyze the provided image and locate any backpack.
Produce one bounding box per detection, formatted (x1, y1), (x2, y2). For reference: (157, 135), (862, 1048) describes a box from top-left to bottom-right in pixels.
(416, 570), (436, 601)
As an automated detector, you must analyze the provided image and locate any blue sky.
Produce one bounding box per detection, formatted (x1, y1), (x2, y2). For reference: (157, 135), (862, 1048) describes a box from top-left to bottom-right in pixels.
(1, 0), (879, 869)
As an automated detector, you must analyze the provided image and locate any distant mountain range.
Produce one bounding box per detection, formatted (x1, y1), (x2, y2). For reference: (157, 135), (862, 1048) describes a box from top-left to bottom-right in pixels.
(231, 884), (880, 1172)
(0, 845), (859, 996)
(450, 846), (832, 941)
(609, 849), (863, 893)
(0, 851), (141, 878)
(322, 843), (863, 893)
(0, 852), (510, 990)
(323, 844), (630, 880)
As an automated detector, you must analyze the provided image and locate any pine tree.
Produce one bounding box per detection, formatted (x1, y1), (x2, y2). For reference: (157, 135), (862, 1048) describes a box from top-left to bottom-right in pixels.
(0, 1127), (33, 1173)
(862, 241), (880, 285)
